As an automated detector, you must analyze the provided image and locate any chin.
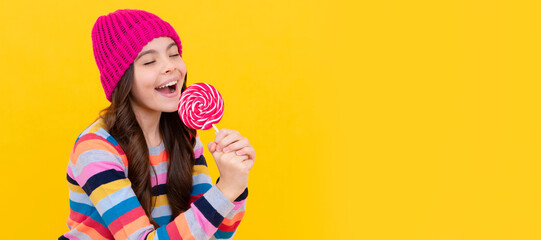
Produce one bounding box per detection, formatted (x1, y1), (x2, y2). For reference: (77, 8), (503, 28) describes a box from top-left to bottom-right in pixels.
(163, 108), (178, 113)
(161, 103), (179, 113)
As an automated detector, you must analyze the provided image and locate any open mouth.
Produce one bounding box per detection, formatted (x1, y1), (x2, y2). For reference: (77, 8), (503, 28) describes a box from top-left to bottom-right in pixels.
(155, 81), (178, 97)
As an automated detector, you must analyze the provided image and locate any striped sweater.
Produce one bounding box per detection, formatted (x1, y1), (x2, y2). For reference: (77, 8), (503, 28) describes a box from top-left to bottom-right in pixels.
(60, 119), (247, 240)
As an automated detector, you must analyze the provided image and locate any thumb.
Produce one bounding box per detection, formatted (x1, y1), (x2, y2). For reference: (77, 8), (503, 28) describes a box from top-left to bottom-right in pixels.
(207, 141), (217, 153)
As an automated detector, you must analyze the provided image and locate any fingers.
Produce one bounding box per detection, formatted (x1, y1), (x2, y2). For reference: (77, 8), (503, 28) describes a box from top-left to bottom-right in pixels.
(243, 159), (254, 170)
(218, 135), (243, 152)
(235, 146), (256, 161)
(212, 129), (255, 165)
(214, 129), (240, 151)
(207, 141), (217, 153)
(222, 137), (249, 153)
(238, 154), (249, 162)
(214, 129), (237, 142)
(221, 151), (248, 161)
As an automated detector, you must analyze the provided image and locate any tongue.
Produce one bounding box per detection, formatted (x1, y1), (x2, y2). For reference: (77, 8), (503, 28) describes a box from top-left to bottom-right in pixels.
(156, 87), (171, 94)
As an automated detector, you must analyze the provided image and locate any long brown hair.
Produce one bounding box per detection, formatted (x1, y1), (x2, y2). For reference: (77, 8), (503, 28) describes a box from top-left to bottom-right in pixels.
(97, 63), (196, 228)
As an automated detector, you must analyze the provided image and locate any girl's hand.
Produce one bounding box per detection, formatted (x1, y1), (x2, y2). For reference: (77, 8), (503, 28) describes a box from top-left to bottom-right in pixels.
(208, 150), (249, 202)
(209, 129), (256, 162)
(207, 129), (255, 201)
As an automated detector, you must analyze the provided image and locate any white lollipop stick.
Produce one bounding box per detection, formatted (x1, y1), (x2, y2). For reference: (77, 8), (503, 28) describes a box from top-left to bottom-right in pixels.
(212, 124), (219, 133)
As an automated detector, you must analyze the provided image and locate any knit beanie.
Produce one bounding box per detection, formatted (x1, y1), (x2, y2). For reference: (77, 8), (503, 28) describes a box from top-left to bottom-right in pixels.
(91, 9), (182, 102)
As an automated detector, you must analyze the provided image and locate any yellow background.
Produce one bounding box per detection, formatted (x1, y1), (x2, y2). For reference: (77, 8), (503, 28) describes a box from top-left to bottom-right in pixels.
(1, 0), (541, 239)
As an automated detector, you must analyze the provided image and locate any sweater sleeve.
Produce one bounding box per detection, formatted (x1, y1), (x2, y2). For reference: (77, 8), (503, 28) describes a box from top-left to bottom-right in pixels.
(190, 137), (248, 240)
(69, 134), (236, 240)
(210, 177), (248, 240)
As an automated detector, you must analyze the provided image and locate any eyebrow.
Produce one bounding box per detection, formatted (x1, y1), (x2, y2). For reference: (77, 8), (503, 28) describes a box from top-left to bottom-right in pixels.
(135, 42), (177, 61)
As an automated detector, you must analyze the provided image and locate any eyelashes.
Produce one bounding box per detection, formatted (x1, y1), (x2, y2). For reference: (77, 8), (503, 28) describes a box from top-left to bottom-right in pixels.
(143, 54), (180, 65)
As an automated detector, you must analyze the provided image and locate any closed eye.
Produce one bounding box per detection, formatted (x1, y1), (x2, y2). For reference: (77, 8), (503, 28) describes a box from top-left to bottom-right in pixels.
(144, 54), (178, 65)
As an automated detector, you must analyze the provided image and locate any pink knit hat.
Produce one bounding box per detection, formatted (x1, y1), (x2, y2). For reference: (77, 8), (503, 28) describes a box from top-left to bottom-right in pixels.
(91, 9), (182, 102)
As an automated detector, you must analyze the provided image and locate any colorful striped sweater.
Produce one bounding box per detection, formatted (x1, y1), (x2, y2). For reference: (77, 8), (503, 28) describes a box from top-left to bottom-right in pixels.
(60, 119), (247, 240)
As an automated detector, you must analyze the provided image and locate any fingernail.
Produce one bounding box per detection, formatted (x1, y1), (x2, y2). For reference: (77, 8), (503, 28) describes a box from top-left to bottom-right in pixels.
(236, 150), (242, 155)
(223, 147), (229, 152)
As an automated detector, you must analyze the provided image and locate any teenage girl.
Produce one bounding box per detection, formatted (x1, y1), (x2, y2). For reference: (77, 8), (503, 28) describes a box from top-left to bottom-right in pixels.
(59, 9), (255, 240)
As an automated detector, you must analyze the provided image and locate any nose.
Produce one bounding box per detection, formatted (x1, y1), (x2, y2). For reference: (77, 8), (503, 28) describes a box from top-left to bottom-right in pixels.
(164, 61), (175, 74)
(162, 55), (177, 74)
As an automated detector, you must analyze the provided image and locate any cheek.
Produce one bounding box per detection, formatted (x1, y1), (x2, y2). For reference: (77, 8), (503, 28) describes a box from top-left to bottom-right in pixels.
(132, 70), (157, 97)
(179, 67), (188, 85)
(176, 59), (187, 73)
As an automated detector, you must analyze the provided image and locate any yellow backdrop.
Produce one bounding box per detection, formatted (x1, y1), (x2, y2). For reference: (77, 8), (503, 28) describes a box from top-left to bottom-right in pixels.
(1, 0), (541, 239)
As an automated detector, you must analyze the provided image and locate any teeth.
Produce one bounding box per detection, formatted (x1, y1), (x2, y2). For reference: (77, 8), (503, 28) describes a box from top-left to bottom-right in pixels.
(157, 81), (177, 89)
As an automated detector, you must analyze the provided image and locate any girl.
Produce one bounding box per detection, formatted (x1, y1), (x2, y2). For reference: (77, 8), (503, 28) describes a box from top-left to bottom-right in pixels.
(60, 9), (255, 240)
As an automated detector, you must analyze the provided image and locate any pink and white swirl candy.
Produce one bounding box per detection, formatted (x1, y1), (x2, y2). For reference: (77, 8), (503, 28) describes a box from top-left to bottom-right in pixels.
(178, 83), (224, 131)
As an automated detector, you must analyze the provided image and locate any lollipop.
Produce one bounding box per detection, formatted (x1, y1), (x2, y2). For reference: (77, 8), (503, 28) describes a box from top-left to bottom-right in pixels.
(178, 83), (224, 132)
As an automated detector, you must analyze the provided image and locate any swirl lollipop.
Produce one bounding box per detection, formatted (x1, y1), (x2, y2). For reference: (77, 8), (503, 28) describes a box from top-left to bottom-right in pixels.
(178, 83), (224, 132)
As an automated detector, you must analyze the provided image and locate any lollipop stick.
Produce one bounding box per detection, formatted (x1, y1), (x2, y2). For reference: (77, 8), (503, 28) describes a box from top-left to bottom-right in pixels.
(212, 124), (219, 133)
